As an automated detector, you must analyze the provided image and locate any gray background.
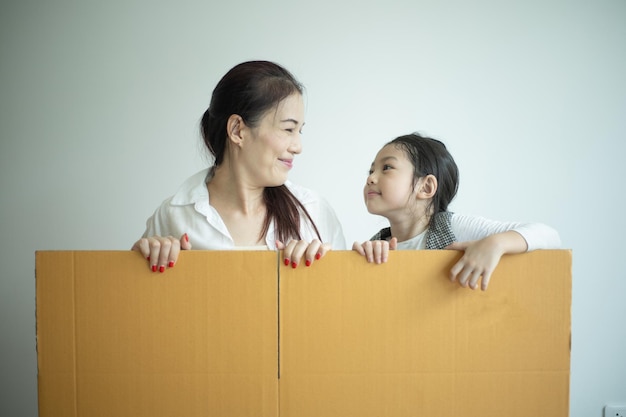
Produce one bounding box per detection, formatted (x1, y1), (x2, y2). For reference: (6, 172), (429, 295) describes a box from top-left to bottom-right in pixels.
(1, 0), (625, 416)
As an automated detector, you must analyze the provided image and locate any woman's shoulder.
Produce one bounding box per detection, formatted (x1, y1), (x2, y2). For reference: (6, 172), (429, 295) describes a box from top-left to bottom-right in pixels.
(284, 180), (320, 204)
(169, 168), (211, 206)
(284, 180), (340, 220)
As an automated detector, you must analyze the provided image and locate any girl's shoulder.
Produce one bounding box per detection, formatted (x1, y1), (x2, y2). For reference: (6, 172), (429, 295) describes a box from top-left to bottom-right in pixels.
(369, 227), (392, 241)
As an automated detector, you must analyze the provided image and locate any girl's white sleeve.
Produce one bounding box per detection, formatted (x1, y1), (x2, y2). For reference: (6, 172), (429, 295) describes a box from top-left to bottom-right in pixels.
(451, 213), (561, 251)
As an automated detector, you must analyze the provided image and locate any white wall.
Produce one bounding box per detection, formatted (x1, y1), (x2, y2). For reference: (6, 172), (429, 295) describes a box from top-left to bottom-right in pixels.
(1, 0), (624, 415)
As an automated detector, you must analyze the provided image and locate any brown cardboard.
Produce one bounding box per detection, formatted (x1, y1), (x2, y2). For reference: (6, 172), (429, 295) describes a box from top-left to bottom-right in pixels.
(36, 249), (571, 417)
(36, 250), (280, 417)
(280, 250), (571, 417)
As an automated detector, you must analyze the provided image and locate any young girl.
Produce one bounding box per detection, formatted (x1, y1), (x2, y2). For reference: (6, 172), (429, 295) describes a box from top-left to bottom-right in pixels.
(352, 133), (561, 291)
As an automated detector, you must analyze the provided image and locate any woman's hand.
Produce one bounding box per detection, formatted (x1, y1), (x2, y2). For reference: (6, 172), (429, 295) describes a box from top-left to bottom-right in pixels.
(352, 238), (398, 264)
(132, 233), (192, 272)
(276, 239), (331, 268)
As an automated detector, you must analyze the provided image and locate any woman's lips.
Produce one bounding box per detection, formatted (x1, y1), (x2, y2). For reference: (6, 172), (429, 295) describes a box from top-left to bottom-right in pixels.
(279, 159), (293, 169)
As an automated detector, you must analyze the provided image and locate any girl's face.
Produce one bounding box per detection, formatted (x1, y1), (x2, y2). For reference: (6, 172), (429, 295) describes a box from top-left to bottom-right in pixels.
(364, 144), (418, 218)
(241, 93), (305, 187)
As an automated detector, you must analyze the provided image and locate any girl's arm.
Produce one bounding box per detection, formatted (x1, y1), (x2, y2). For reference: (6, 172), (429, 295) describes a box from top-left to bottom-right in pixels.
(451, 214), (561, 250)
(446, 231), (526, 291)
(447, 214), (561, 291)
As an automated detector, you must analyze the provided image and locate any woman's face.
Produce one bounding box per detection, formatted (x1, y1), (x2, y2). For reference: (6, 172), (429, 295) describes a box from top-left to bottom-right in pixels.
(241, 93), (305, 187)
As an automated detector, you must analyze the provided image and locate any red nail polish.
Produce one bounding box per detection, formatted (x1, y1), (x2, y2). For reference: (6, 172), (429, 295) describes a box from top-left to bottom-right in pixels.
(284, 258), (290, 266)
(159, 266), (165, 273)
(151, 265), (157, 272)
(168, 261), (174, 268)
(305, 260), (311, 267)
(184, 233), (189, 242)
(315, 253), (321, 260)
(146, 256), (150, 261)
(291, 261), (297, 268)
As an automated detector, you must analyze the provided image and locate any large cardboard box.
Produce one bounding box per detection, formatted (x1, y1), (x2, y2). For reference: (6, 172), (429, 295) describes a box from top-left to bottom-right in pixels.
(36, 250), (571, 417)
(36, 251), (280, 417)
(280, 250), (571, 416)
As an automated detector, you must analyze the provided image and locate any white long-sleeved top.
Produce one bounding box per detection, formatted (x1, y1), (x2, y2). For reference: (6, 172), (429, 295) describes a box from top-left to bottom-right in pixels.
(142, 169), (347, 250)
(395, 213), (561, 250)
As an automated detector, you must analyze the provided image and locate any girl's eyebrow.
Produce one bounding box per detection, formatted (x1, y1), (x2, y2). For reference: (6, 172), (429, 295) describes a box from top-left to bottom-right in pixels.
(371, 155), (398, 168)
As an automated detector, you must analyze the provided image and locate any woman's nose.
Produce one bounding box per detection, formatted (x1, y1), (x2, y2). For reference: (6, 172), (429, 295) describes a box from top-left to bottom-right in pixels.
(288, 134), (302, 154)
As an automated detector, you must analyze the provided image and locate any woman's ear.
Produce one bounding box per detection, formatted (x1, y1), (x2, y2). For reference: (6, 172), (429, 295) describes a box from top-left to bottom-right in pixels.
(417, 174), (438, 199)
(226, 114), (246, 147)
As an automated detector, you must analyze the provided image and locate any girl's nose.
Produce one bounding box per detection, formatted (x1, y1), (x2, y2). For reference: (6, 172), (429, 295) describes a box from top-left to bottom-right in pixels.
(367, 173), (376, 184)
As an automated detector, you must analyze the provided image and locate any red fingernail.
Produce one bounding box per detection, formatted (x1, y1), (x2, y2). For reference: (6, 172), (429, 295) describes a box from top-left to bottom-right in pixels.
(159, 265), (165, 273)
(184, 233), (189, 242)
(284, 258), (290, 266)
(291, 261), (297, 268)
(315, 253), (321, 260)
(305, 260), (311, 267)
(147, 256), (150, 261)
(151, 265), (157, 272)
(168, 261), (174, 268)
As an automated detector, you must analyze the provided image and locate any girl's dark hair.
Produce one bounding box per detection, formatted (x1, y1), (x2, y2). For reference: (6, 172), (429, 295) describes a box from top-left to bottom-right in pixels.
(200, 61), (321, 243)
(388, 133), (459, 219)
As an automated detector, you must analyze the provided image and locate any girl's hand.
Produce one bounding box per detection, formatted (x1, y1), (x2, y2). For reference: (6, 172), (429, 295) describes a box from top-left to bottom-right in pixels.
(132, 233), (192, 272)
(276, 239), (331, 268)
(352, 238), (398, 264)
(446, 231), (527, 291)
(445, 236), (505, 291)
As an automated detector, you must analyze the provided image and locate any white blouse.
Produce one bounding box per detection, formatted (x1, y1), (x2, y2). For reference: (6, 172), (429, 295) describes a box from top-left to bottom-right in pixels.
(142, 169), (347, 250)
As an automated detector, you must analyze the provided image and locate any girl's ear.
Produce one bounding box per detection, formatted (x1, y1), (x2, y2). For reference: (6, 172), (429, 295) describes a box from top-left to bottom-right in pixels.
(226, 114), (246, 147)
(417, 174), (438, 199)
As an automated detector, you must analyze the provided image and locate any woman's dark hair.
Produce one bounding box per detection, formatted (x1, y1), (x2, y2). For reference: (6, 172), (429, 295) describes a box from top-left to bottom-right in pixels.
(388, 133), (459, 220)
(200, 61), (321, 243)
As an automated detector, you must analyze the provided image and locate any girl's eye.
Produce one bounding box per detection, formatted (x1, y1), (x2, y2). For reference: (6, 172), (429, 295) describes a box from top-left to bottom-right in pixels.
(382, 164), (393, 171)
(368, 169), (374, 175)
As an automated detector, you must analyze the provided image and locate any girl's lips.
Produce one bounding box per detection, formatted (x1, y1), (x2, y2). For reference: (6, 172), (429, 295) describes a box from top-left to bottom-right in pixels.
(366, 190), (381, 197)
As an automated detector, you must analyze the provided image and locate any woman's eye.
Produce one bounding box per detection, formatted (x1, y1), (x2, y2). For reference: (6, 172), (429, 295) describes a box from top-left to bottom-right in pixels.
(382, 164), (393, 171)
(368, 169), (374, 175)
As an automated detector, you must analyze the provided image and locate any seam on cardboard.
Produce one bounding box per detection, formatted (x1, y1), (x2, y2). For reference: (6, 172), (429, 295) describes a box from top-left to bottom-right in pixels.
(276, 249), (281, 380)
(34, 252), (39, 376)
(72, 252), (78, 416)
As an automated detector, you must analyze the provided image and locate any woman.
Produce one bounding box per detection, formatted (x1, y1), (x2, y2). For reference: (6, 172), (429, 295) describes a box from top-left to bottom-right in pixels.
(133, 61), (346, 271)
